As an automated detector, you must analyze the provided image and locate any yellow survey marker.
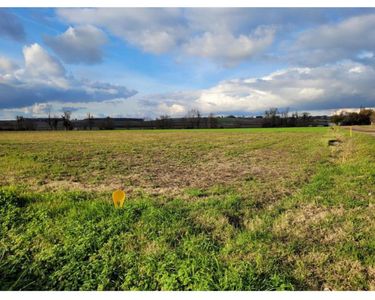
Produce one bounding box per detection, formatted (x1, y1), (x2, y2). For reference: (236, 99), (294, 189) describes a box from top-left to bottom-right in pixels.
(112, 189), (126, 208)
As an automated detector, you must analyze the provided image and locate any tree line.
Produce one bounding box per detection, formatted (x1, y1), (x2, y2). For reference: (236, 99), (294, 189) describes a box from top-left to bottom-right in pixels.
(331, 108), (375, 126)
(11, 106), (374, 131)
(262, 107), (316, 127)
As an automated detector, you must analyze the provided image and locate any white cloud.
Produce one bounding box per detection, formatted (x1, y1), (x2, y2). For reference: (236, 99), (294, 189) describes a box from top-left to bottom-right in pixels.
(57, 8), (185, 54)
(184, 27), (275, 66)
(0, 43), (136, 109)
(57, 8), (373, 67)
(22, 43), (68, 88)
(57, 8), (277, 66)
(195, 62), (375, 113)
(5, 60), (375, 119)
(29, 103), (53, 115)
(134, 61), (375, 116)
(193, 80), (286, 113)
(290, 13), (375, 66)
(157, 103), (186, 115)
(45, 25), (107, 64)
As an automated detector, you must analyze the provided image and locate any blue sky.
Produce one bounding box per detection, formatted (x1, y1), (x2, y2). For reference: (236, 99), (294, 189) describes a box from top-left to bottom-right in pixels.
(0, 8), (375, 119)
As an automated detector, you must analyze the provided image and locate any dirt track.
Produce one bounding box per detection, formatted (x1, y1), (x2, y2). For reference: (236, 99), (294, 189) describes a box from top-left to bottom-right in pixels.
(350, 126), (375, 137)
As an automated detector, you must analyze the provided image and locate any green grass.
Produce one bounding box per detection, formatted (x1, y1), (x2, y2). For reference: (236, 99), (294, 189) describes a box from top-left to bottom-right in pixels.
(0, 127), (374, 290)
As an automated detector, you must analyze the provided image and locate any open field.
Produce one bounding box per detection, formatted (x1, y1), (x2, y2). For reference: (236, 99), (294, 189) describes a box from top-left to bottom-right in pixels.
(0, 127), (374, 290)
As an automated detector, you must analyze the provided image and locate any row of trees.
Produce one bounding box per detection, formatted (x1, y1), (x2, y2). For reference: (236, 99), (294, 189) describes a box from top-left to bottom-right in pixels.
(16, 109), (218, 131)
(262, 108), (315, 127)
(45, 111), (74, 130)
(16, 116), (36, 131)
(16, 111), (96, 131)
(13, 107), (374, 131)
(331, 108), (375, 125)
(154, 107), (324, 129)
(154, 110), (218, 129)
(14, 107), (319, 130)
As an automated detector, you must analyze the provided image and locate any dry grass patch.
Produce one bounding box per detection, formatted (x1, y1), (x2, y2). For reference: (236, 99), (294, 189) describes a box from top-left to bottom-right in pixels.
(0, 129), (328, 199)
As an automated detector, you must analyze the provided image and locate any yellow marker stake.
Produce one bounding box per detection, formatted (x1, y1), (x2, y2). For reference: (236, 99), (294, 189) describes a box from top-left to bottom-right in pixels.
(112, 189), (126, 208)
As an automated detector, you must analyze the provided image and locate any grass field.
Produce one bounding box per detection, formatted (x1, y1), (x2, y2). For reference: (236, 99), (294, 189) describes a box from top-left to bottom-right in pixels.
(0, 127), (374, 290)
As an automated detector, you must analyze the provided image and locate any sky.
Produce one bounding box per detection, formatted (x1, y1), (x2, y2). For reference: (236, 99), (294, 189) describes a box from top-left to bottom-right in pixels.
(0, 7), (375, 119)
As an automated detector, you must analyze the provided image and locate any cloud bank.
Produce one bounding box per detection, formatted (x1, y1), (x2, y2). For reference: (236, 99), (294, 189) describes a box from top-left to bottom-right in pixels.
(5, 60), (374, 119)
(134, 61), (375, 116)
(0, 43), (136, 109)
(56, 8), (375, 68)
(57, 8), (278, 66)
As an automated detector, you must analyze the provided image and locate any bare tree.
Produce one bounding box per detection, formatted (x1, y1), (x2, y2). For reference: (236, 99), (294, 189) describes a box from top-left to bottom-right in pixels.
(16, 116), (25, 131)
(281, 107), (289, 126)
(16, 116), (35, 130)
(61, 110), (73, 130)
(47, 109), (59, 130)
(87, 113), (94, 130)
(291, 112), (299, 119)
(264, 108), (279, 127)
(264, 107), (279, 119)
(47, 112), (53, 130)
(185, 108), (201, 128)
(301, 112), (311, 126)
(196, 109), (201, 128)
(46, 107), (60, 130)
(208, 113), (218, 128)
(156, 115), (171, 129)
(52, 115), (59, 130)
(289, 111), (299, 127)
(301, 112), (310, 119)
